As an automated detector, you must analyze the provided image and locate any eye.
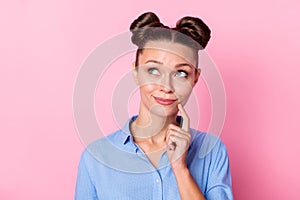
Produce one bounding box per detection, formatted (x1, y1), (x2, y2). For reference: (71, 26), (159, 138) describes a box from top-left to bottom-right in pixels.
(175, 70), (188, 78)
(148, 68), (160, 75)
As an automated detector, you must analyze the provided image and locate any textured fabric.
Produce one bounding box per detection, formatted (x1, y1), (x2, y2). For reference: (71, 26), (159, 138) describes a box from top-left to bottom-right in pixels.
(75, 116), (233, 200)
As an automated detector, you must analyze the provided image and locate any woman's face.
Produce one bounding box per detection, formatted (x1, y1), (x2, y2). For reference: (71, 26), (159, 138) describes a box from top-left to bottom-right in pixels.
(133, 41), (200, 117)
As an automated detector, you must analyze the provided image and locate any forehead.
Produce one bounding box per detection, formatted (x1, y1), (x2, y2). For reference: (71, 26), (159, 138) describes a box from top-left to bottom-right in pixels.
(139, 41), (197, 67)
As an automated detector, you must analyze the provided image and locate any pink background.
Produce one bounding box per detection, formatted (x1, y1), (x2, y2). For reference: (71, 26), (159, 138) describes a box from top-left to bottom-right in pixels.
(1, 0), (299, 199)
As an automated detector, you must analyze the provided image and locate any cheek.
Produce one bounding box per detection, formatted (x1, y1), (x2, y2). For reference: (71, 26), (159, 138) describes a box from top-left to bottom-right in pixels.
(137, 72), (159, 90)
(139, 84), (158, 96)
(173, 82), (193, 104)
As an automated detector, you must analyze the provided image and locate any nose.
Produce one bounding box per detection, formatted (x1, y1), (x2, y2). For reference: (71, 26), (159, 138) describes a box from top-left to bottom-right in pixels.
(160, 75), (174, 93)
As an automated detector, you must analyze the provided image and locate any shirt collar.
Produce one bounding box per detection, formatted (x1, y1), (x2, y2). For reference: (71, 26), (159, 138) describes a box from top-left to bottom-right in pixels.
(120, 115), (184, 145)
(120, 115), (138, 145)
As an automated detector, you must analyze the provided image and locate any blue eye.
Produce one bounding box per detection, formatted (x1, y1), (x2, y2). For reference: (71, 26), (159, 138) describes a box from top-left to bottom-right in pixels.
(148, 68), (160, 75)
(175, 70), (188, 78)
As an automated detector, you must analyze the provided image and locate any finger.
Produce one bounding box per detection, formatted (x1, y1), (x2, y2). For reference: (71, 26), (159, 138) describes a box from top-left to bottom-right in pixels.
(167, 128), (191, 141)
(167, 136), (180, 151)
(166, 135), (189, 153)
(168, 124), (191, 138)
(166, 130), (191, 152)
(167, 137), (177, 151)
(178, 104), (190, 132)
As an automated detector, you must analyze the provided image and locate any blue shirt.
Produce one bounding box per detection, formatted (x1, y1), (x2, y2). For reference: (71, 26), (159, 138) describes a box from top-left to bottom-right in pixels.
(75, 116), (233, 200)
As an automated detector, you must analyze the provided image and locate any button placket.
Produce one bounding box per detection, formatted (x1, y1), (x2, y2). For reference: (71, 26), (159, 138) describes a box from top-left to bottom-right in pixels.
(153, 171), (163, 199)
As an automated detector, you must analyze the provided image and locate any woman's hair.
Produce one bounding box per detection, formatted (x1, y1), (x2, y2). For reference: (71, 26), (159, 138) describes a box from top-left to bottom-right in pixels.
(130, 12), (211, 68)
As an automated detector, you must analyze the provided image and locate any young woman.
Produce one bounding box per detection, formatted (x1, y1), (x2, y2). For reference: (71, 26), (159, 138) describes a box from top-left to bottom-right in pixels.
(75, 12), (233, 200)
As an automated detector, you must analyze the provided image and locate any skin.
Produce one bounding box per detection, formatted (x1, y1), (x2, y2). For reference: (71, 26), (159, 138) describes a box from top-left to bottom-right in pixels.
(131, 41), (206, 200)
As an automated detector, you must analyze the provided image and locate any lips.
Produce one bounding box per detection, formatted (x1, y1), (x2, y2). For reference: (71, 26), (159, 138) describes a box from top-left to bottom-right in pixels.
(153, 96), (177, 105)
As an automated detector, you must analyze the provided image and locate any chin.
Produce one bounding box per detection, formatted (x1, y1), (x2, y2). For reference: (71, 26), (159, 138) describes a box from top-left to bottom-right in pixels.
(149, 104), (179, 118)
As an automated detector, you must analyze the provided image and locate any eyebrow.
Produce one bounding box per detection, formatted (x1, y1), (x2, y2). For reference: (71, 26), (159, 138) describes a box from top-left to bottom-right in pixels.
(145, 60), (194, 69)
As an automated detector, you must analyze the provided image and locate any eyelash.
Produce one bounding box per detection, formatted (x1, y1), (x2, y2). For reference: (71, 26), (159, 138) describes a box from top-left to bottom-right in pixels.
(147, 68), (188, 78)
(148, 68), (160, 75)
(176, 70), (188, 78)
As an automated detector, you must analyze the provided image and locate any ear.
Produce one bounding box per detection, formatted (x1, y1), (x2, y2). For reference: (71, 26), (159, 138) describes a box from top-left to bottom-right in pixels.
(193, 68), (201, 86)
(132, 61), (139, 85)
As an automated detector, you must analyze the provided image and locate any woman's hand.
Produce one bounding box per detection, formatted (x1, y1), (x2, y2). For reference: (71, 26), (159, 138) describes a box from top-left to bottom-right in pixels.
(166, 104), (206, 200)
(166, 103), (191, 170)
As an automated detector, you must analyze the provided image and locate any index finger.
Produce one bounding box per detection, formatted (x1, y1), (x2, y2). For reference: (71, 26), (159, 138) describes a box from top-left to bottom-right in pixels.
(178, 103), (190, 132)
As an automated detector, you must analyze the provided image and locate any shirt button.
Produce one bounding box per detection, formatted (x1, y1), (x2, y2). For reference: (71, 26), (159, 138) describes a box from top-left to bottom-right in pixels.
(156, 179), (160, 183)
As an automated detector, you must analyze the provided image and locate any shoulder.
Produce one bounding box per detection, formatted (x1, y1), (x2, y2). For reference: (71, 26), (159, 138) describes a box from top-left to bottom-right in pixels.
(86, 128), (127, 150)
(79, 129), (125, 164)
(189, 130), (233, 199)
(189, 129), (228, 159)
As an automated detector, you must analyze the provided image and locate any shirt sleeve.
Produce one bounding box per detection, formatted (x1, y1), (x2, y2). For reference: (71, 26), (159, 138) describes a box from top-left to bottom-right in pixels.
(205, 139), (234, 200)
(74, 151), (98, 200)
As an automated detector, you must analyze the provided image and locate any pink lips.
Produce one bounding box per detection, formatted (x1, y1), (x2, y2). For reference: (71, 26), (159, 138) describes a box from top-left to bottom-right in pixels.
(153, 96), (177, 105)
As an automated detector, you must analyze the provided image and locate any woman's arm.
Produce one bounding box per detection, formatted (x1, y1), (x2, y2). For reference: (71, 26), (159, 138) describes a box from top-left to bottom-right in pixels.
(172, 165), (206, 200)
(167, 104), (233, 200)
(205, 139), (233, 199)
(166, 104), (206, 200)
(75, 151), (98, 200)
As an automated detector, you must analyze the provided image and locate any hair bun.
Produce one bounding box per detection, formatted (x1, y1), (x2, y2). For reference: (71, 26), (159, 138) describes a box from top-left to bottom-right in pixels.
(130, 12), (165, 45)
(175, 16), (211, 49)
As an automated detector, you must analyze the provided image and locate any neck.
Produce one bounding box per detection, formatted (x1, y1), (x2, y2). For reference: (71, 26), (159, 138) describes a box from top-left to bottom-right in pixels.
(131, 107), (179, 144)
